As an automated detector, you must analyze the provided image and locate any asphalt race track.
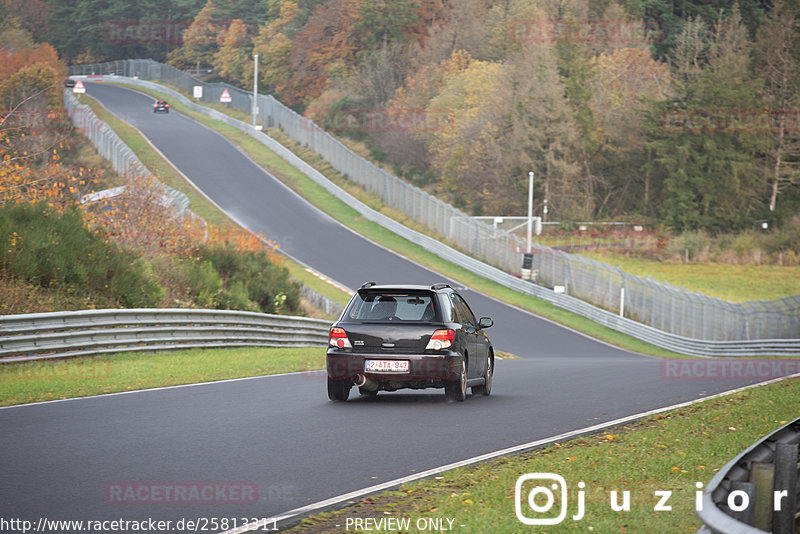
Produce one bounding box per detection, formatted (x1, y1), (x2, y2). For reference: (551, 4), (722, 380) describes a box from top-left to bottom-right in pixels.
(0, 83), (788, 530)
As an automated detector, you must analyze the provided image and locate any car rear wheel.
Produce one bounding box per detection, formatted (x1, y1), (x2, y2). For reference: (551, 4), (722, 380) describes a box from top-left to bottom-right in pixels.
(445, 360), (467, 401)
(472, 354), (492, 396)
(327, 379), (351, 401)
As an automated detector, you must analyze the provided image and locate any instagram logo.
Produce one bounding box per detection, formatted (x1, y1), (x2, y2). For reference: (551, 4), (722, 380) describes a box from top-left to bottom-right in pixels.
(515, 473), (584, 525)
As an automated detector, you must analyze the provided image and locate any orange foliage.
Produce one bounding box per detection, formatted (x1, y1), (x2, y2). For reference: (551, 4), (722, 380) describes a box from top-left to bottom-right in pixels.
(2, 116), (276, 265)
(0, 42), (62, 84)
(82, 174), (281, 263)
(283, 0), (360, 105)
(0, 119), (98, 210)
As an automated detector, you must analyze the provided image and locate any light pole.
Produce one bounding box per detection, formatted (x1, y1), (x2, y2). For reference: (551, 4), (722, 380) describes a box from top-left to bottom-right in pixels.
(252, 53), (258, 127)
(526, 171), (534, 253)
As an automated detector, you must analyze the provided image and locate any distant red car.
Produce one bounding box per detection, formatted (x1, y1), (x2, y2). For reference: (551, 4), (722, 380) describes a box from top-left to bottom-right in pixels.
(153, 100), (170, 113)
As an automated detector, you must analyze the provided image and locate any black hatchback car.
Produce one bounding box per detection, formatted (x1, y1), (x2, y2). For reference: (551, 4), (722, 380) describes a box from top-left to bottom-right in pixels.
(326, 282), (494, 401)
(153, 99), (170, 113)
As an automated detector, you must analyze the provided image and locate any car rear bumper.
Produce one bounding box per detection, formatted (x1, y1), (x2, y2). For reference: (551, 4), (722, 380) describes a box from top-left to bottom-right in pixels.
(326, 351), (463, 382)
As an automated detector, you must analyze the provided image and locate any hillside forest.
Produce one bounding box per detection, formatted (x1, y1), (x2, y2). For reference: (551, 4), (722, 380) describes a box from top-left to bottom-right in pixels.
(3, 0), (800, 234)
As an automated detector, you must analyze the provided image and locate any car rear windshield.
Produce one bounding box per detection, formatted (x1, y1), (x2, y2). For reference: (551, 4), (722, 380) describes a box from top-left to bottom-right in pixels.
(346, 291), (437, 322)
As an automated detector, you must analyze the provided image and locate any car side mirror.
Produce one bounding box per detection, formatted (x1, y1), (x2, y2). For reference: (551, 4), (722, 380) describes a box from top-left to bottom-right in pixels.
(479, 317), (493, 329)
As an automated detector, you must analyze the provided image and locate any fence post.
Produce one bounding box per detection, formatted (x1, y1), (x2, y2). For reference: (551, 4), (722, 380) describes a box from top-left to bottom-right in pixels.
(773, 442), (798, 534)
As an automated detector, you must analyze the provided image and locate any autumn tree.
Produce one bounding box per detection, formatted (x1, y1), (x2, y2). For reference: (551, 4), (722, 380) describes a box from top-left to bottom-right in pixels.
(486, 43), (582, 219)
(425, 55), (505, 211)
(1, 0), (49, 43)
(588, 47), (670, 215)
(212, 19), (253, 86)
(282, 0), (360, 106)
(178, 0), (223, 72)
(252, 0), (299, 97)
(412, 0), (490, 66)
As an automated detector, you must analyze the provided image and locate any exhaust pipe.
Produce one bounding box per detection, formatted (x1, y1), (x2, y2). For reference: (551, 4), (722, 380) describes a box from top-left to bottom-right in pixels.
(355, 374), (379, 391)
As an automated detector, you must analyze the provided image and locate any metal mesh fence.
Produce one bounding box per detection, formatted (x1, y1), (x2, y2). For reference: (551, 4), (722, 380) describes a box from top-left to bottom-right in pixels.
(62, 89), (191, 216)
(67, 60), (800, 341)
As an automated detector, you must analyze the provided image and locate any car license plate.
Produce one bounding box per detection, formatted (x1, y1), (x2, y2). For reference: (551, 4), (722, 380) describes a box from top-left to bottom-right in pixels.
(365, 360), (409, 373)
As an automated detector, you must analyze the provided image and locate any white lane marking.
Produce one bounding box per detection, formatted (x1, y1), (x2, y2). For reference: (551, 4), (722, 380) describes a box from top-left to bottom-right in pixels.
(221, 373), (800, 533)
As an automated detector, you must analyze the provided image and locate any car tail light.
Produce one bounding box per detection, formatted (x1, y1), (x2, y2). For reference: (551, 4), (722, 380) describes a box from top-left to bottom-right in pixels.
(329, 327), (352, 349)
(426, 329), (454, 350)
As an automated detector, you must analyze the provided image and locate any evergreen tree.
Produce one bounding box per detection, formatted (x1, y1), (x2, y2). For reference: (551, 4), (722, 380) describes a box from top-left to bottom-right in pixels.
(647, 8), (765, 230)
(754, 0), (800, 218)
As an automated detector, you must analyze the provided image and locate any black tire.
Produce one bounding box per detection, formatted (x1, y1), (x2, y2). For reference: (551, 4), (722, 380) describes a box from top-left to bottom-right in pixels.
(358, 387), (378, 397)
(472, 354), (492, 396)
(444, 360), (467, 401)
(327, 379), (351, 401)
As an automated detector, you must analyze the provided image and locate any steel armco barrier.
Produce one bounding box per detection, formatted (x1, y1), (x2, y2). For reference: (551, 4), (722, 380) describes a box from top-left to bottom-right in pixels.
(0, 309), (331, 362)
(65, 66), (800, 355)
(698, 417), (800, 533)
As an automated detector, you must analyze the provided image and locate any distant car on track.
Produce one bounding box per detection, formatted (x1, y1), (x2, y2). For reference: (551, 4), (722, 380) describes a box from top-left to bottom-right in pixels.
(64, 78), (76, 87)
(326, 282), (494, 402)
(153, 99), (170, 113)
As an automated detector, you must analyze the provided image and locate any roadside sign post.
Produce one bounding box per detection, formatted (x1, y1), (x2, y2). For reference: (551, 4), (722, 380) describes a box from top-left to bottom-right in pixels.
(72, 80), (86, 94)
(220, 88), (232, 105)
(526, 171), (534, 254)
(193, 86), (202, 100)
(252, 53), (258, 127)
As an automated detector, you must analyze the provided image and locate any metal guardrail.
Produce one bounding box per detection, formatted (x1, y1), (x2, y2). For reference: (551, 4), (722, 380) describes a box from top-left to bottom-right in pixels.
(0, 309), (331, 362)
(300, 286), (345, 319)
(698, 417), (800, 533)
(66, 74), (800, 358)
(66, 60), (800, 343)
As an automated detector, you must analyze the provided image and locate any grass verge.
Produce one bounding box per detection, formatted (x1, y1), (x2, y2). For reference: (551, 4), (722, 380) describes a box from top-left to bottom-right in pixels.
(0, 347), (324, 407)
(284, 376), (800, 533)
(102, 81), (688, 359)
(581, 252), (800, 302)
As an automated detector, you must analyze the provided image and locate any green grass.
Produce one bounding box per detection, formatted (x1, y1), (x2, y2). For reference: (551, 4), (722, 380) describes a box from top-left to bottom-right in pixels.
(103, 81), (689, 359)
(581, 252), (800, 302)
(0, 347), (325, 406)
(285, 376), (800, 533)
